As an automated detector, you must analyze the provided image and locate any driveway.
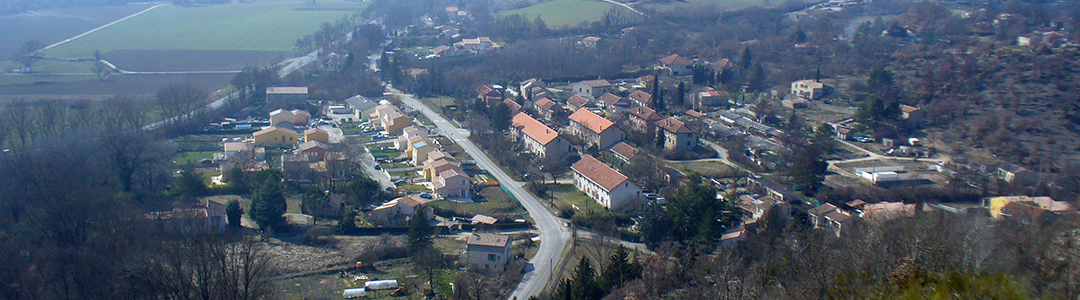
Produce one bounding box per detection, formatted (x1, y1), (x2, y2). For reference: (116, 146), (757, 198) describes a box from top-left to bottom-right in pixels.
(388, 87), (570, 299)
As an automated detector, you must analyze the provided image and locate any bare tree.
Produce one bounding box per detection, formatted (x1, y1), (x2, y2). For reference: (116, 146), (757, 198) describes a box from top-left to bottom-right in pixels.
(11, 40), (44, 72)
(5, 101), (35, 148)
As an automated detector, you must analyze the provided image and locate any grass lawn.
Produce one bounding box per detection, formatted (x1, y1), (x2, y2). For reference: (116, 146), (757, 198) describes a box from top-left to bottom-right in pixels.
(499, 0), (636, 28)
(398, 184), (430, 193)
(42, 2), (363, 58)
(379, 162), (412, 169)
(544, 183), (606, 216)
(172, 151), (216, 165)
(427, 186), (525, 218)
(669, 160), (738, 178)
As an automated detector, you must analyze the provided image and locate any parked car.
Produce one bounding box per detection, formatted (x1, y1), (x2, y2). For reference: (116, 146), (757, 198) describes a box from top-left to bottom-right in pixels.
(419, 192), (433, 200)
(374, 165), (382, 170)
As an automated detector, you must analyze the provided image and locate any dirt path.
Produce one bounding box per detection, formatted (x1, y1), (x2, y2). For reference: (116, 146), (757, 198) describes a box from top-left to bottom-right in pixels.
(39, 4), (166, 53)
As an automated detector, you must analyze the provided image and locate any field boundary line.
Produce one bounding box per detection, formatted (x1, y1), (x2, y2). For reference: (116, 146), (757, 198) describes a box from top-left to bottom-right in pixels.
(40, 3), (166, 53)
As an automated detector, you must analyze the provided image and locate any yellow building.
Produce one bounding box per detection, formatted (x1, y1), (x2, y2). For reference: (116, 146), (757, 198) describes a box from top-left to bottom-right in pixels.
(304, 128), (330, 144)
(374, 105), (412, 135)
(253, 127), (299, 146)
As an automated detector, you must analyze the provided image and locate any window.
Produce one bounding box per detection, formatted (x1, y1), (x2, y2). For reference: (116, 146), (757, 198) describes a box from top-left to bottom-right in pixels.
(488, 254), (497, 261)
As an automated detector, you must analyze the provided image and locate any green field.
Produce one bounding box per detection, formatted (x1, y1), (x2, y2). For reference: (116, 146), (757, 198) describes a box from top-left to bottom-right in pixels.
(499, 0), (632, 28)
(42, 2), (362, 58)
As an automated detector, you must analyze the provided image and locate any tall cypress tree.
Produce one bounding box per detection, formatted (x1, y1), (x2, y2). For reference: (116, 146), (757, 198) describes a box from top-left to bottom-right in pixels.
(250, 178), (286, 230)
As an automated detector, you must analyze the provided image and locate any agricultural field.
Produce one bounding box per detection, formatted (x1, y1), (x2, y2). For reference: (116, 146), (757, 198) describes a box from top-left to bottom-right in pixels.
(0, 4), (155, 57)
(1, 1), (364, 98)
(498, 0), (632, 28)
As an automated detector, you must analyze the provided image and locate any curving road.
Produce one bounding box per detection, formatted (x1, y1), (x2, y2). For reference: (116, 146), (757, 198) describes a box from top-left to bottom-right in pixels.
(388, 87), (570, 300)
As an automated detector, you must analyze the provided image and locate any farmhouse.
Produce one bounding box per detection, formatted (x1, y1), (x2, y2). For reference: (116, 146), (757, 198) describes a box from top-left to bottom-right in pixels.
(568, 108), (625, 150)
(467, 233), (512, 272)
(571, 155), (642, 212)
(253, 127), (298, 146)
(266, 87), (309, 110)
(657, 117), (698, 152)
(790, 79), (827, 100)
(369, 196), (433, 226)
(659, 54), (694, 76)
(511, 112), (571, 158)
(571, 79), (614, 99)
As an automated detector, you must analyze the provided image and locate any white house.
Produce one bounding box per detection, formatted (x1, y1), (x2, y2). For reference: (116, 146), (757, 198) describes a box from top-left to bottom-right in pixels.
(571, 79), (614, 99)
(656, 117), (698, 152)
(511, 112), (571, 158)
(659, 54), (694, 76)
(571, 155), (642, 212)
(568, 108), (625, 150)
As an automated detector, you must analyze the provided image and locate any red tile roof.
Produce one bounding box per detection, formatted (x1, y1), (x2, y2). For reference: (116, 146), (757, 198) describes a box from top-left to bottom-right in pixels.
(627, 106), (662, 121)
(571, 155), (629, 192)
(628, 90), (652, 105)
(502, 98), (522, 113)
(598, 93), (625, 106)
(659, 54), (693, 66)
(685, 110), (706, 119)
(512, 112), (560, 145)
(580, 79), (612, 88)
(534, 97), (556, 110)
(569, 108), (615, 134)
(657, 117), (693, 134)
(568, 95), (591, 108)
(610, 142), (640, 161)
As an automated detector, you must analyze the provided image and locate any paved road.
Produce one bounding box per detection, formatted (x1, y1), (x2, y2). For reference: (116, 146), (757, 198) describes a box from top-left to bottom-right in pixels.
(389, 87), (569, 299)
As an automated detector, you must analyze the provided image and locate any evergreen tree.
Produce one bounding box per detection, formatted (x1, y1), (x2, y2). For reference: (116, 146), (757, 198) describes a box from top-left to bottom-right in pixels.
(489, 102), (512, 131)
(339, 208), (357, 232)
(676, 82), (685, 107)
(739, 47), (753, 70)
(600, 246), (641, 291)
(250, 177), (287, 230)
(571, 257), (604, 300)
(301, 186), (329, 217)
(407, 210), (434, 254)
(226, 200), (243, 228)
(791, 145), (828, 195)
